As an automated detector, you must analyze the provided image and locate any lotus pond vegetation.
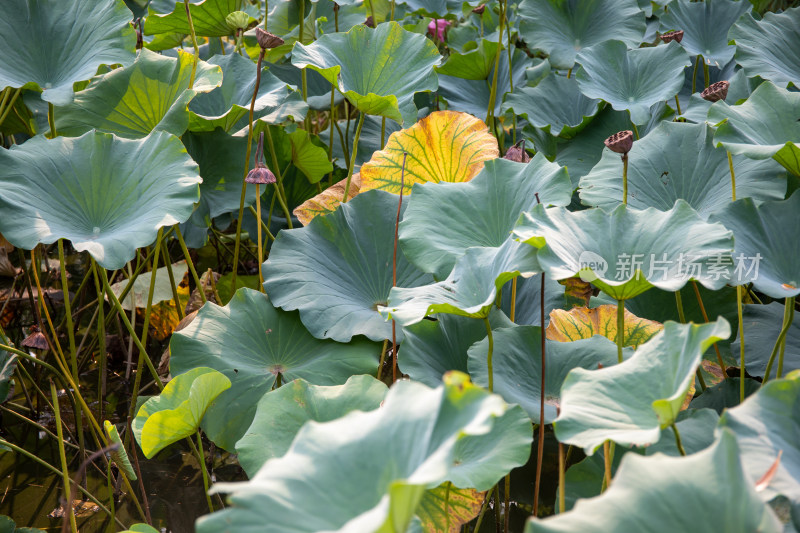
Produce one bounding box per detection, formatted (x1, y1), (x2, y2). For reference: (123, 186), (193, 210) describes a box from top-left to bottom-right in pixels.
(0, 0), (799, 531)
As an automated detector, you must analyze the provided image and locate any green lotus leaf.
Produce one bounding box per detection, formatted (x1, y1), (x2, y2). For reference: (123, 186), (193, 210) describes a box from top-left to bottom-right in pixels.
(689, 377), (760, 414)
(561, 408), (720, 510)
(108, 261), (188, 310)
(514, 201), (734, 300)
(500, 273), (571, 327)
(0, 330), (16, 403)
(517, 0), (645, 70)
(400, 155), (571, 280)
(180, 128), (259, 248)
(197, 373), (532, 533)
(0, 131), (201, 270)
(104, 420), (137, 481)
(262, 189), (434, 342)
(637, 0), (670, 17)
(120, 525), (159, 533)
(399, 0), (463, 18)
(145, 0), (252, 37)
(554, 319), (730, 454)
(169, 288), (379, 450)
(0, 91), (37, 137)
(53, 49), (221, 138)
(659, 0), (751, 67)
(717, 371), (800, 521)
(729, 7), (800, 88)
(133, 367), (231, 458)
(267, 63), (345, 111)
(731, 302), (800, 380)
(435, 39), (500, 80)
(579, 121), (786, 216)
(291, 22), (441, 124)
(709, 81), (800, 177)
(0, 515), (45, 533)
(188, 53), (307, 133)
(400, 309), (515, 387)
(575, 40), (691, 125)
(0, 0), (136, 106)
(438, 48), (528, 118)
(503, 73), (603, 138)
(709, 193), (800, 298)
(251, 122), (336, 184)
(382, 238), (540, 327)
(236, 375), (388, 477)
(469, 326), (631, 423)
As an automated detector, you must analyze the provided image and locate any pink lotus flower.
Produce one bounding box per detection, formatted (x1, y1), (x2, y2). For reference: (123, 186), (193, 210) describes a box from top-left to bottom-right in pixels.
(427, 19), (451, 41)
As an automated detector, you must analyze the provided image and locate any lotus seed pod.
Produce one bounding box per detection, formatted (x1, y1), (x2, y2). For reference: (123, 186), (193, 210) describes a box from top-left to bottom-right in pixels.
(21, 327), (49, 350)
(225, 11), (251, 33)
(701, 80), (730, 102)
(255, 27), (285, 50)
(245, 162), (277, 185)
(504, 140), (530, 163)
(472, 4), (486, 14)
(364, 15), (375, 27)
(604, 130), (634, 155)
(660, 30), (684, 43)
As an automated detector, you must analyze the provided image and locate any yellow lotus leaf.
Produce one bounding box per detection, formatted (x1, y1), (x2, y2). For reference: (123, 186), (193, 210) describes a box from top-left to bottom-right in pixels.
(359, 110), (499, 195)
(293, 173), (362, 226)
(417, 484), (485, 533)
(546, 305), (663, 347)
(140, 271), (191, 341)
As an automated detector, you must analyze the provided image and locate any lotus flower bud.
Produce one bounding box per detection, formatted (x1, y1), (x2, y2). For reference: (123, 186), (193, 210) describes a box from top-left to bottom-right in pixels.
(364, 15), (375, 27)
(226, 11), (251, 33)
(701, 80), (729, 102)
(659, 30), (684, 43)
(246, 162), (276, 185)
(604, 130), (633, 155)
(427, 18), (451, 41)
(21, 326), (49, 350)
(504, 140), (530, 163)
(255, 27), (284, 50)
(472, 4), (486, 14)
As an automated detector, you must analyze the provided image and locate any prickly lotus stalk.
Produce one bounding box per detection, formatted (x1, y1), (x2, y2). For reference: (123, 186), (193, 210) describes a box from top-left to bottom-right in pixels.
(659, 30), (684, 43)
(605, 130), (634, 205)
(701, 80), (730, 103)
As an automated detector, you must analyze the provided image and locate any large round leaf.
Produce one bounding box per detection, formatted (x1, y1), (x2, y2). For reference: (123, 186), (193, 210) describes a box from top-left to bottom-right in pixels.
(709, 192), (800, 298)
(729, 6), (800, 88)
(262, 189), (434, 342)
(579, 121), (786, 216)
(554, 319), (730, 454)
(383, 238), (540, 327)
(169, 288), (379, 450)
(709, 81), (800, 177)
(359, 110), (499, 196)
(502, 73), (603, 138)
(399, 155), (571, 279)
(399, 309), (514, 387)
(0, 131), (201, 270)
(731, 302), (800, 380)
(55, 49), (222, 139)
(267, 62), (344, 111)
(659, 0), (751, 68)
(291, 21), (441, 125)
(575, 40), (691, 125)
(468, 326), (630, 423)
(197, 373), (532, 533)
(717, 371), (800, 525)
(0, 0), (136, 105)
(144, 0), (252, 37)
(236, 376), (388, 477)
(526, 431), (781, 533)
(188, 53), (307, 133)
(517, 0), (645, 70)
(514, 201), (734, 300)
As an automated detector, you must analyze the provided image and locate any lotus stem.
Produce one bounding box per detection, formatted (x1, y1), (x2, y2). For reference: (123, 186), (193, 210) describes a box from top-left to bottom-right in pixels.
(616, 299), (625, 363)
(671, 422), (687, 456)
(484, 316), (494, 392)
(691, 281), (728, 378)
(263, 127), (294, 227)
(196, 431), (215, 513)
(256, 184), (264, 289)
(674, 95), (682, 116)
(92, 257), (108, 419)
(247, 205), (276, 241)
(391, 152), (407, 382)
(533, 273), (546, 517)
(504, 474), (511, 532)
(51, 380), (79, 533)
(380, 116), (386, 148)
(57, 241), (78, 382)
(184, 0), (199, 88)
(444, 481), (452, 532)
(327, 87), (336, 186)
(390, 0), (395, 20)
(232, 47), (266, 289)
(47, 102), (56, 138)
(622, 153), (628, 205)
(342, 112), (365, 202)
(691, 55), (701, 95)
(509, 278), (517, 320)
(737, 285), (746, 403)
(175, 225), (207, 304)
(762, 296), (795, 383)
(0, 87), (21, 130)
(702, 60), (710, 89)
(727, 151), (737, 201)
(485, 0), (507, 125)
(162, 245), (185, 320)
(675, 290), (706, 391)
(558, 440), (566, 513)
(376, 339), (388, 380)
(474, 492), (491, 531)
